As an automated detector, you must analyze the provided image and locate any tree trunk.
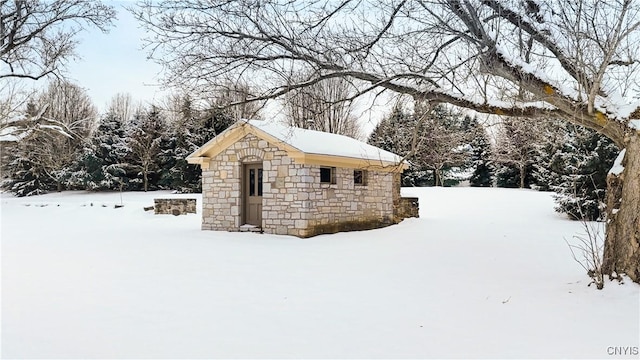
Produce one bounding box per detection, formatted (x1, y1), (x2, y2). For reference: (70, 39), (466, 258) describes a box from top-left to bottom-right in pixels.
(603, 132), (640, 283)
(143, 169), (148, 192)
(519, 164), (526, 189)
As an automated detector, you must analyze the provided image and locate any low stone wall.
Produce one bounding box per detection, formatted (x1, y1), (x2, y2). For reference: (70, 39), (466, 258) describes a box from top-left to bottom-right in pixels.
(395, 197), (419, 221)
(304, 217), (395, 238)
(154, 198), (197, 216)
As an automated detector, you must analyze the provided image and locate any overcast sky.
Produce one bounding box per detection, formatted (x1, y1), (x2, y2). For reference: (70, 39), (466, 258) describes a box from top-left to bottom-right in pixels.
(59, 1), (385, 135)
(66, 2), (166, 112)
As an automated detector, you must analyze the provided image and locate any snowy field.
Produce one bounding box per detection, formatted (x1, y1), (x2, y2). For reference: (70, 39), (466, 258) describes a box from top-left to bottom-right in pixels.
(1, 187), (638, 359)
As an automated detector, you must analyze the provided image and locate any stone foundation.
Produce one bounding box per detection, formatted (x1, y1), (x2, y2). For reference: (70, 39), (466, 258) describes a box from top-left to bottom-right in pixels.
(154, 198), (197, 216)
(303, 218), (395, 238)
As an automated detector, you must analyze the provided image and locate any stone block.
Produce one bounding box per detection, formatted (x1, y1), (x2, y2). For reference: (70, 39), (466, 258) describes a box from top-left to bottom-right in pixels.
(395, 197), (419, 220)
(154, 198), (197, 216)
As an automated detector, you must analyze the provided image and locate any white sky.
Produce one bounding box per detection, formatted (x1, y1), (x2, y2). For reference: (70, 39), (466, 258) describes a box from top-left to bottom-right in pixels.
(65, 1), (167, 112)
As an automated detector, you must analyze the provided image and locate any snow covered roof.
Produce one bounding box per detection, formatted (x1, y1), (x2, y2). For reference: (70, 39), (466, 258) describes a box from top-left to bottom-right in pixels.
(187, 119), (407, 172)
(250, 120), (403, 162)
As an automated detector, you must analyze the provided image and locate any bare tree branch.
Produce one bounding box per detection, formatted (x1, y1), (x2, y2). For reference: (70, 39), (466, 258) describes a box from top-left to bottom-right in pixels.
(1, 0), (116, 80)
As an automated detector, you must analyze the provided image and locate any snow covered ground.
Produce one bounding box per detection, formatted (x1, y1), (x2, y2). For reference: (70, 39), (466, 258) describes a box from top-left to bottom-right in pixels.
(2, 187), (638, 358)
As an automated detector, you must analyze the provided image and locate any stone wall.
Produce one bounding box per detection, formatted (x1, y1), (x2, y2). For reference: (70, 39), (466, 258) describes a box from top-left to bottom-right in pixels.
(201, 133), (401, 237)
(261, 153), (312, 237)
(201, 133), (310, 235)
(395, 197), (419, 221)
(300, 166), (397, 237)
(154, 198), (197, 215)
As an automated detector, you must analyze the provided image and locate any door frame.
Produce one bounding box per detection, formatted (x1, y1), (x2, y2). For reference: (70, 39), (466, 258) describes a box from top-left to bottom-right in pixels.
(242, 162), (263, 226)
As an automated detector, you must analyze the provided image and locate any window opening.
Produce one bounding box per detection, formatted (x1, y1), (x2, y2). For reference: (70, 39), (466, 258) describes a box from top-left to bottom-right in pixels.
(320, 167), (336, 184)
(354, 170), (366, 185)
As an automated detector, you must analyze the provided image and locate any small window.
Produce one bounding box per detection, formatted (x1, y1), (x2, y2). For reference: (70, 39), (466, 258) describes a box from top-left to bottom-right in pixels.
(249, 168), (255, 196)
(320, 166), (336, 184)
(354, 170), (366, 185)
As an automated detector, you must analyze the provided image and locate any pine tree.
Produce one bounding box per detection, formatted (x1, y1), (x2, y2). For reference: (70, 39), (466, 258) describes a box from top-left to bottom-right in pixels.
(368, 103), (470, 186)
(549, 125), (618, 220)
(2, 147), (51, 196)
(2, 101), (55, 196)
(466, 117), (494, 187)
(368, 104), (431, 186)
(160, 96), (236, 192)
(82, 111), (130, 190)
(530, 119), (567, 191)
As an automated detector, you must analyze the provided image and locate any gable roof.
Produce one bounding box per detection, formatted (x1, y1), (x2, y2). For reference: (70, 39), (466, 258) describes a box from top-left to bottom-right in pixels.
(187, 120), (407, 172)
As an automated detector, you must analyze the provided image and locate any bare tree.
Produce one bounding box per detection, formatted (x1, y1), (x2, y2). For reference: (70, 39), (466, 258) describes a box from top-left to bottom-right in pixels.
(1, 0), (115, 144)
(492, 117), (545, 189)
(1, 0), (115, 80)
(208, 83), (264, 121)
(2, 80), (97, 193)
(108, 93), (137, 125)
(126, 107), (165, 192)
(285, 73), (362, 138)
(0, 81), (29, 120)
(135, 0), (640, 284)
(0, 80), (35, 142)
(32, 81), (96, 190)
(413, 103), (471, 186)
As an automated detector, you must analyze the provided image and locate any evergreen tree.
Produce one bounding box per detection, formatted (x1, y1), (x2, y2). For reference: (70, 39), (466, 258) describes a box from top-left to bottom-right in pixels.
(547, 125), (618, 220)
(82, 111), (130, 190)
(2, 101), (54, 196)
(368, 104), (431, 186)
(2, 146), (51, 196)
(161, 96), (236, 192)
(466, 117), (494, 187)
(530, 119), (568, 191)
(495, 164), (534, 188)
(369, 103), (470, 186)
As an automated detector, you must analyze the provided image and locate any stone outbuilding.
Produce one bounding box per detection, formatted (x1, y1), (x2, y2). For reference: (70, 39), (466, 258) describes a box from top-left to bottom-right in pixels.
(187, 120), (412, 237)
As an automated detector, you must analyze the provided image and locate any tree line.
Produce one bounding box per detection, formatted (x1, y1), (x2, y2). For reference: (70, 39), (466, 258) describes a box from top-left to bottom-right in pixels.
(1, 81), (257, 196)
(2, 80), (617, 225)
(368, 100), (618, 222)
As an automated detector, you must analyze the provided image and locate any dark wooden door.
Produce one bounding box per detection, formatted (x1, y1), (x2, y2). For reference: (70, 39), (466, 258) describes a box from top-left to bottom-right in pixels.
(244, 164), (263, 226)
